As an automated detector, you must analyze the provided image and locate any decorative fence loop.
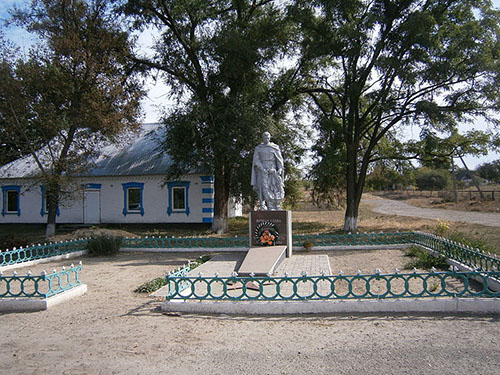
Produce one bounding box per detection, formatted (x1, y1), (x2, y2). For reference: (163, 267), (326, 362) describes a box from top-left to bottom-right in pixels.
(165, 270), (500, 301)
(0, 264), (82, 298)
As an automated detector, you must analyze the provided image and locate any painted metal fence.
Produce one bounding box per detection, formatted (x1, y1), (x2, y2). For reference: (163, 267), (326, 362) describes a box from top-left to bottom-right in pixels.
(165, 268), (500, 301)
(0, 239), (88, 267)
(413, 232), (500, 273)
(0, 263), (82, 298)
(122, 236), (249, 249)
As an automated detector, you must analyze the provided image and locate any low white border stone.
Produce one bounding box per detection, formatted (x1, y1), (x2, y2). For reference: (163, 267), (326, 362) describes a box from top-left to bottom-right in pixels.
(161, 297), (500, 315)
(0, 284), (87, 312)
(0, 251), (87, 271)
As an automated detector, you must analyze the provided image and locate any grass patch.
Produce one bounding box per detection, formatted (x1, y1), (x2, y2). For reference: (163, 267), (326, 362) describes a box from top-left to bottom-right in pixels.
(134, 254), (211, 294)
(403, 246), (448, 271)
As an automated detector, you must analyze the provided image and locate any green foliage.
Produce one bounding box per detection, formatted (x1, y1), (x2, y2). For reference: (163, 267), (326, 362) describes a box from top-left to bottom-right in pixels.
(366, 162), (415, 191)
(134, 277), (167, 294)
(414, 168), (451, 190)
(124, 0), (304, 233)
(446, 232), (495, 254)
(404, 247), (448, 271)
(477, 160), (500, 183)
(290, 0), (500, 231)
(86, 236), (123, 257)
(134, 255), (211, 293)
(2, 0), (144, 236)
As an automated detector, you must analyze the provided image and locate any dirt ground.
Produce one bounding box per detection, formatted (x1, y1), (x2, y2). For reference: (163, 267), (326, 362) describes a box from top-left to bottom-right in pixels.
(376, 190), (500, 213)
(1, 250), (500, 374)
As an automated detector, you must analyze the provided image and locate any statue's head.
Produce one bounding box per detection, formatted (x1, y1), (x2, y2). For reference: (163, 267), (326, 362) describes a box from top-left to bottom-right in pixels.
(262, 132), (271, 144)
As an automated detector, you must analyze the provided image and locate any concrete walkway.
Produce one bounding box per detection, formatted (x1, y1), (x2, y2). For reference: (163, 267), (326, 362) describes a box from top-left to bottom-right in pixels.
(364, 196), (500, 227)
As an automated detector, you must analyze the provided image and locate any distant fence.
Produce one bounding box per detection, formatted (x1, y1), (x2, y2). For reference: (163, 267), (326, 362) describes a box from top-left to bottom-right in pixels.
(0, 239), (88, 268)
(0, 263), (82, 298)
(381, 189), (500, 201)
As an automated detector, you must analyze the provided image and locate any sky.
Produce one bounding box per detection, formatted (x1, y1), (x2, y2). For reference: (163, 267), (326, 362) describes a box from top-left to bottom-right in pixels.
(1, 0), (500, 169)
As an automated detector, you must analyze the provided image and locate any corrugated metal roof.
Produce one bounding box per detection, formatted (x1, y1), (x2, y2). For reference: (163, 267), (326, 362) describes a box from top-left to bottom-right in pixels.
(0, 123), (174, 178)
(88, 123), (173, 176)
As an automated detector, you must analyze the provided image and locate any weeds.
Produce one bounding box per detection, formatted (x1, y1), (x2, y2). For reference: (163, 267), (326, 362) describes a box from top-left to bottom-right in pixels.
(134, 254), (211, 293)
(403, 246), (448, 271)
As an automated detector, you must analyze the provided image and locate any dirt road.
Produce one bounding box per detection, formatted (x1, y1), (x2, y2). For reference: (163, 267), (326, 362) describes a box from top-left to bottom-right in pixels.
(364, 196), (500, 227)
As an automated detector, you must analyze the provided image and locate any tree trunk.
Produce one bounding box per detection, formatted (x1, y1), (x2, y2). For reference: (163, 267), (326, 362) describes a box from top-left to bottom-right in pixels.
(343, 146), (363, 232)
(458, 154), (485, 200)
(211, 168), (230, 234)
(450, 157), (458, 203)
(45, 184), (59, 238)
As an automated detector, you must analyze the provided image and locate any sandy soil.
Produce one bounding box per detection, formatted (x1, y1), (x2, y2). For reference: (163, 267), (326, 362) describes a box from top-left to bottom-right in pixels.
(1, 250), (500, 374)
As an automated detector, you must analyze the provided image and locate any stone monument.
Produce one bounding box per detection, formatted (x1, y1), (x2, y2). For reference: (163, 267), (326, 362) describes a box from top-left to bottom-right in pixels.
(251, 131), (285, 210)
(249, 132), (292, 258)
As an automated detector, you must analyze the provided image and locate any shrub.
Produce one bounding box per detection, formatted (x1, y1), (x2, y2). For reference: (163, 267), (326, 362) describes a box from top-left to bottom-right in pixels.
(86, 236), (123, 256)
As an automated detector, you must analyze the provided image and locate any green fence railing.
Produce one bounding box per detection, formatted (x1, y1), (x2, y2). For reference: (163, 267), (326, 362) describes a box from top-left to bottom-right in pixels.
(0, 239), (88, 268)
(165, 269), (500, 301)
(122, 236), (249, 249)
(0, 263), (83, 298)
(413, 232), (500, 273)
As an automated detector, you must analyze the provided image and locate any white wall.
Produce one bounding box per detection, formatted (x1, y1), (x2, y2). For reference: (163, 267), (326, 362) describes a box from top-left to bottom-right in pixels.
(0, 174), (215, 224)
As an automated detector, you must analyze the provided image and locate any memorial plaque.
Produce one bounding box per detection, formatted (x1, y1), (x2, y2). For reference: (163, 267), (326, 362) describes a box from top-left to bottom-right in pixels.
(249, 210), (292, 257)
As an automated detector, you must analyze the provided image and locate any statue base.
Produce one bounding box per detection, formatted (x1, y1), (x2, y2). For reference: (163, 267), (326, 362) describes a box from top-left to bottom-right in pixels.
(249, 210), (292, 257)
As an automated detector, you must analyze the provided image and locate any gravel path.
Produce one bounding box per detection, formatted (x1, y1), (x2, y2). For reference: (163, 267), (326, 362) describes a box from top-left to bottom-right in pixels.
(364, 196), (500, 227)
(2, 251), (500, 374)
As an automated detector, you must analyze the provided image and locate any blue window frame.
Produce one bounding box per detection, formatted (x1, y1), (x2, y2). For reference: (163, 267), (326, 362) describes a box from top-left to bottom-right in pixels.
(2, 185), (21, 216)
(40, 186), (60, 217)
(122, 182), (144, 216)
(167, 181), (190, 216)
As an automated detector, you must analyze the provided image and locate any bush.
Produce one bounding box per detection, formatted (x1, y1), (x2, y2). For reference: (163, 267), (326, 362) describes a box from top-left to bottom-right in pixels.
(414, 168), (451, 190)
(86, 236), (123, 256)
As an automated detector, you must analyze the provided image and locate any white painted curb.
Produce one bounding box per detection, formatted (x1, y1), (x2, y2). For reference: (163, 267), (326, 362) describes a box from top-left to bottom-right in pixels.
(0, 284), (87, 312)
(161, 297), (500, 315)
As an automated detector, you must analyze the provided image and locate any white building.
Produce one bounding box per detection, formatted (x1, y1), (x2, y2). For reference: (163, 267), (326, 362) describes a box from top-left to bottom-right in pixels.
(0, 124), (242, 225)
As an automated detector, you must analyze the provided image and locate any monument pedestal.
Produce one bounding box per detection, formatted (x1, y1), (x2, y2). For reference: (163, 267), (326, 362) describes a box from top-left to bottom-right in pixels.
(249, 210), (292, 257)
(237, 210), (292, 277)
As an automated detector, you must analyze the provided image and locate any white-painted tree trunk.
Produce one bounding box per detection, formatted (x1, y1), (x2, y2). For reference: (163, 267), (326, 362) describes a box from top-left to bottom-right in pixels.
(343, 216), (357, 232)
(45, 223), (56, 237)
(211, 216), (228, 235)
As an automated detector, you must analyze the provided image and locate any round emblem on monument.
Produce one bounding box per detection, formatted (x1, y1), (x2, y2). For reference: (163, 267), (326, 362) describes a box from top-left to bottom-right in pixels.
(254, 221), (280, 246)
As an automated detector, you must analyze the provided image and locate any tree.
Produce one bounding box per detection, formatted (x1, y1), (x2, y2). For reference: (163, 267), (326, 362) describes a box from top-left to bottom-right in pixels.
(1, 0), (144, 236)
(410, 129), (496, 199)
(289, 0), (500, 231)
(477, 160), (500, 183)
(123, 0), (302, 233)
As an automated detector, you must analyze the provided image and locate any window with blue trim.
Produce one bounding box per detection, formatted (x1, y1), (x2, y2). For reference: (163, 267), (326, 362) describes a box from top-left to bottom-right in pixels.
(167, 181), (190, 216)
(122, 182), (144, 216)
(2, 185), (21, 216)
(40, 186), (60, 217)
